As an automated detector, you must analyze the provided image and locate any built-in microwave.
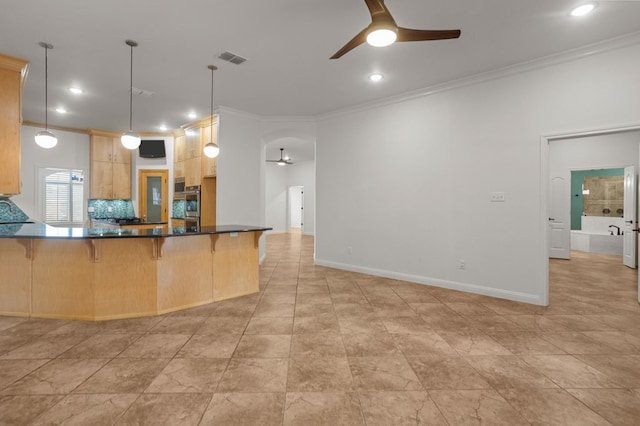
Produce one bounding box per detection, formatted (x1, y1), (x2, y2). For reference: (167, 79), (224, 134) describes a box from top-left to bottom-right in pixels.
(174, 177), (185, 194)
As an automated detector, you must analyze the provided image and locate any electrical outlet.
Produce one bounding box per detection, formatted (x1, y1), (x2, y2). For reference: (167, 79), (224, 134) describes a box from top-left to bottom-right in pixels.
(459, 259), (465, 269)
(87, 206), (95, 212)
(490, 192), (505, 202)
(107, 207), (113, 212)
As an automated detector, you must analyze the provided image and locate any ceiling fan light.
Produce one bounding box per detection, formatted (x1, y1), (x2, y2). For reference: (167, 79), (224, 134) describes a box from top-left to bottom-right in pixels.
(35, 130), (58, 149)
(121, 131), (141, 149)
(203, 142), (219, 158)
(276, 160), (287, 166)
(366, 28), (397, 47)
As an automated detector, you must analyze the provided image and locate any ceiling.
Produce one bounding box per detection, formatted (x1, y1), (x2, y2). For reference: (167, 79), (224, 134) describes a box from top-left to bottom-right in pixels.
(1, 0), (640, 139)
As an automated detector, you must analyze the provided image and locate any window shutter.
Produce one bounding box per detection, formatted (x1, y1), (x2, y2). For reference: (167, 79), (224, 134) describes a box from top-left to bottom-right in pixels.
(43, 168), (84, 225)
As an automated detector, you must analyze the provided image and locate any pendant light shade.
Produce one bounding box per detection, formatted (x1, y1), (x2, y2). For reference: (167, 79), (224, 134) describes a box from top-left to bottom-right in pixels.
(203, 64), (220, 159)
(35, 42), (57, 149)
(35, 130), (58, 149)
(121, 40), (140, 150)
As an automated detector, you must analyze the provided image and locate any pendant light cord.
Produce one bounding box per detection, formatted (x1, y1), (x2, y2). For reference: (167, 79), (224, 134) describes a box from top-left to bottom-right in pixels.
(210, 67), (214, 142)
(44, 45), (49, 130)
(129, 43), (134, 131)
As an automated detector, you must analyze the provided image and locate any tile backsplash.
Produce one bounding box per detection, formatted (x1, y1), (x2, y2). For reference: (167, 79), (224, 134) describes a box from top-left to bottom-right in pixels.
(0, 198), (29, 223)
(172, 200), (185, 218)
(87, 199), (135, 219)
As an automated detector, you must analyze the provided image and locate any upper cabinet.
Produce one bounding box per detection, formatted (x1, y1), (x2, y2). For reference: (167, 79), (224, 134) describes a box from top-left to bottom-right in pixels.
(89, 131), (132, 199)
(174, 117), (218, 185)
(0, 53), (29, 196)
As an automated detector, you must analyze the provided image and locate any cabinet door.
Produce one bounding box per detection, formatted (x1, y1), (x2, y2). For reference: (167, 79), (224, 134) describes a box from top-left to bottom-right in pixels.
(111, 137), (132, 164)
(174, 160), (185, 179)
(91, 161), (113, 198)
(112, 162), (131, 199)
(171, 218), (185, 227)
(185, 129), (200, 159)
(91, 136), (113, 162)
(0, 67), (22, 195)
(202, 156), (217, 177)
(174, 135), (186, 162)
(185, 157), (202, 186)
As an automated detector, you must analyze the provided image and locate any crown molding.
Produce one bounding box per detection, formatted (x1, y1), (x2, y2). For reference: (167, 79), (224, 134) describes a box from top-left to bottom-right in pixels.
(318, 30), (640, 121)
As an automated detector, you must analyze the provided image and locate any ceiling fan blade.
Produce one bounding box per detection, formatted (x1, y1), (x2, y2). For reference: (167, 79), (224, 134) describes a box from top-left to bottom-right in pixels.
(364, 0), (391, 19)
(330, 27), (368, 59)
(396, 27), (461, 42)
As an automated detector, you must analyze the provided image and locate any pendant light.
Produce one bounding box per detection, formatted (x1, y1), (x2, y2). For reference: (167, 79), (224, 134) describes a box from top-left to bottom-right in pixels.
(203, 65), (220, 158)
(34, 42), (57, 149)
(121, 40), (141, 150)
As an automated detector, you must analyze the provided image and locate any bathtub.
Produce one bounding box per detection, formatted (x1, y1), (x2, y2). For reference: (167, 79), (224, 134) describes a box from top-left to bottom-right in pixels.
(570, 231), (623, 255)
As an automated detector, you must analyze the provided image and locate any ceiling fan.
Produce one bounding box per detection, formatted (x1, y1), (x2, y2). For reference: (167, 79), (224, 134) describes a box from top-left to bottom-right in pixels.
(267, 148), (294, 166)
(330, 0), (461, 59)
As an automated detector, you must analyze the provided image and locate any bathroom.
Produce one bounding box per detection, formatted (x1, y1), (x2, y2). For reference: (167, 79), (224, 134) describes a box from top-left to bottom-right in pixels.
(570, 170), (624, 255)
(549, 129), (640, 261)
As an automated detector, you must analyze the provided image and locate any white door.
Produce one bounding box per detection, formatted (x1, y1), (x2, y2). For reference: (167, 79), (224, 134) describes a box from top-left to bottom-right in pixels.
(623, 166), (637, 269)
(549, 173), (570, 259)
(289, 186), (303, 230)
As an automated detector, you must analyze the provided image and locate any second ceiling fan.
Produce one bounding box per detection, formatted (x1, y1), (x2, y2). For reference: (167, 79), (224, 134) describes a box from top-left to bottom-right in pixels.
(267, 148), (294, 166)
(331, 0), (461, 59)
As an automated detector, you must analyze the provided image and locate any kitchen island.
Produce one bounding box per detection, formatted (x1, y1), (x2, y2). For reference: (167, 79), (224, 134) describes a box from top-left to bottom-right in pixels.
(0, 223), (270, 321)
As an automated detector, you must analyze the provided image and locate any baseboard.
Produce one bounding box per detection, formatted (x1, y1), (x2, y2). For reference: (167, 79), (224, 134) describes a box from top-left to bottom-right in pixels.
(314, 258), (545, 306)
(259, 253), (267, 265)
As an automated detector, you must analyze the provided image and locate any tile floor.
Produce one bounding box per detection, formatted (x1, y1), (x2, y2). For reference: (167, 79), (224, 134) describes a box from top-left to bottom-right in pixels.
(1, 233), (640, 425)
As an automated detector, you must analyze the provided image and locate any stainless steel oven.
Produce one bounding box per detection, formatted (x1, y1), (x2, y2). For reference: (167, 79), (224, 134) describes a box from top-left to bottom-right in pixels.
(184, 186), (200, 218)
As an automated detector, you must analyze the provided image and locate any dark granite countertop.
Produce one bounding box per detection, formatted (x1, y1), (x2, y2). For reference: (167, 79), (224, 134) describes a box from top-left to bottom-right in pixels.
(91, 218), (168, 226)
(0, 222), (271, 239)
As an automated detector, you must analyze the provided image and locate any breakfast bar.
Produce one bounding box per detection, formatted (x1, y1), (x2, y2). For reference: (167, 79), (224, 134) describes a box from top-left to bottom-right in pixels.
(0, 223), (269, 321)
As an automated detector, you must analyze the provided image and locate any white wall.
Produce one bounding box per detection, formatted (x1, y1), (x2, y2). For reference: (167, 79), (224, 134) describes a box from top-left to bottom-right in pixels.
(315, 41), (640, 305)
(14, 126), (90, 222)
(217, 108), (264, 226)
(265, 163), (289, 232)
(549, 131), (640, 174)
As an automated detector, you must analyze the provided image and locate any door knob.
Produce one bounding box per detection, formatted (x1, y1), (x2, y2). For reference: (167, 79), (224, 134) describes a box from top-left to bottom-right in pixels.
(548, 217), (555, 221)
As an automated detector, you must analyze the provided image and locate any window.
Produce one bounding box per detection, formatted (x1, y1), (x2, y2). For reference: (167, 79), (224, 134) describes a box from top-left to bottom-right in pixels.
(42, 168), (84, 225)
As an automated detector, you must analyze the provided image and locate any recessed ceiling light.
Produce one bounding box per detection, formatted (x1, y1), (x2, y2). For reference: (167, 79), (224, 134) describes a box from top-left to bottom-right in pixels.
(570, 3), (596, 17)
(159, 125), (168, 131)
(369, 73), (384, 82)
(68, 87), (83, 94)
(55, 107), (67, 113)
(187, 112), (197, 119)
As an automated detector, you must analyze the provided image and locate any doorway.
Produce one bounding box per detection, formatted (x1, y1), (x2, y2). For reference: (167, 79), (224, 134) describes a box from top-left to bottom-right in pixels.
(138, 170), (169, 223)
(543, 126), (640, 305)
(289, 186), (303, 232)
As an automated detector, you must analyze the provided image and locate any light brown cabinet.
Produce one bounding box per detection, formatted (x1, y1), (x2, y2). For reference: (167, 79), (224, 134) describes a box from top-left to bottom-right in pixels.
(0, 53), (29, 195)
(171, 218), (186, 227)
(174, 134), (186, 163)
(185, 157), (201, 187)
(173, 117), (217, 225)
(90, 133), (132, 199)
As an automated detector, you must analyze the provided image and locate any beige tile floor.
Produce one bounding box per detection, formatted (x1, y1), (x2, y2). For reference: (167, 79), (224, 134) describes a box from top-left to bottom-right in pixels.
(1, 232), (640, 425)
